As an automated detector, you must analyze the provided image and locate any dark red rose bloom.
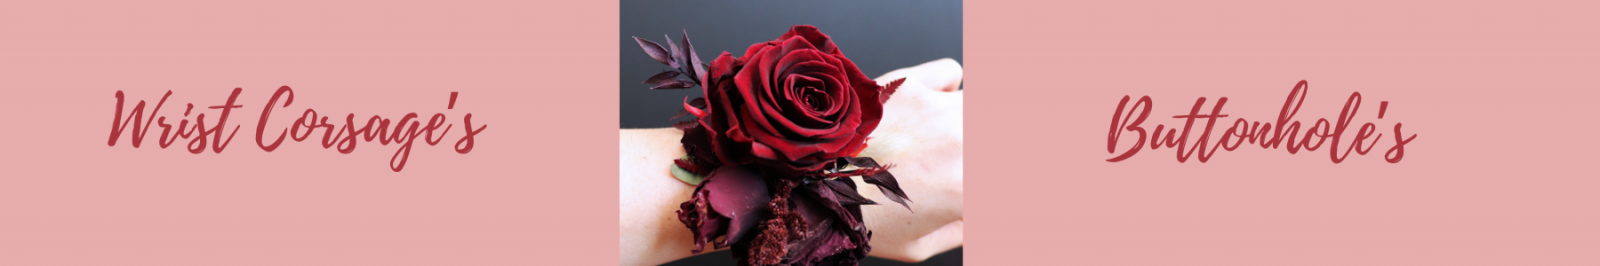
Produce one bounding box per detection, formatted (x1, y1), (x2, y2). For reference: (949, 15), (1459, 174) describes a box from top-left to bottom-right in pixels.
(692, 25), (894, 176)
(677, 166), (770, 253)
(735, 178), (873, 266)
(676, 167), (877, 265)
(637, 25), (909, 266)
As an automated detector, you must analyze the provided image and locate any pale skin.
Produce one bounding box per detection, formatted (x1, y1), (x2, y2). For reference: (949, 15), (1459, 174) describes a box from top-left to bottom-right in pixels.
(620, 59), (964, 266)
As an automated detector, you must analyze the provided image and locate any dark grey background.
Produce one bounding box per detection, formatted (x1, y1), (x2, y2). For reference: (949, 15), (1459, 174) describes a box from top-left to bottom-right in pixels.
(620, 0), (963, 129)
(621, 1), (963, 265)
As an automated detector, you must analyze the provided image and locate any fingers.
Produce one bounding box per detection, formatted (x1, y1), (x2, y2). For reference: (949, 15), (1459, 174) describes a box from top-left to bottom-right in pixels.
(877, 58), (963, 93)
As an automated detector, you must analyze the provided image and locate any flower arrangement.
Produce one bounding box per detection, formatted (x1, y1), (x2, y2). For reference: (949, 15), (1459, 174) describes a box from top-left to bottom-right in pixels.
(632, 25), (911, 266)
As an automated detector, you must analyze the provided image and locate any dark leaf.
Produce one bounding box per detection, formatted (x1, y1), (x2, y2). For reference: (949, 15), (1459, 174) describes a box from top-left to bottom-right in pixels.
(643, 70), (681, 86)
(689, 96), (707, 108)
(672, 118), (698, 131)
(633, 36), (677, 68)
(672, 109), (690, 121)
(801, 180), (864, 230)
(880, 77), (906, 104)
(822, 177), (876, 206)
(862, 170), (911, 211)
(650, 79), (696, 90)
(664, 34), (684, 68)
(787, 184), (870, 265)
(683, 29), (707, 85)
(841, 157), (912, 211)
(842, 156), (880, 168)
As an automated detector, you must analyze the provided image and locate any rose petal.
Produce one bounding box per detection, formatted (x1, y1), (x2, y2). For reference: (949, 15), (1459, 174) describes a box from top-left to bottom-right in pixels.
(778, 34), (821, 58)
(750, 142), (779, 160)
(774, 54), (849, 123)
(782, 74), (836, 127)
(681, 96), (708, 118)
(677, 124), (720, 175)
(838, 55), (886, 144)
(677, 188), (724, 254)
(755, 41), (789, 117)
(786, 63), (848, 118)
(702, 165), (772, 247)
(780, 25), (840, 56)
(706, 52), (737, 84)
(670, 97), (706, 121)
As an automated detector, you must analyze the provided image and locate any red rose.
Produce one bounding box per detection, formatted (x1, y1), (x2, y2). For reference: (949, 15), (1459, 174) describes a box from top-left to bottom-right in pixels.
(637, 25), (910, 266)
(693, 25), (896, 176)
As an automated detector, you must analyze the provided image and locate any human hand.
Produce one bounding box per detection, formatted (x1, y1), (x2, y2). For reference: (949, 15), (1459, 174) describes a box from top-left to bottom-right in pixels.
(855, 58), (964, 262)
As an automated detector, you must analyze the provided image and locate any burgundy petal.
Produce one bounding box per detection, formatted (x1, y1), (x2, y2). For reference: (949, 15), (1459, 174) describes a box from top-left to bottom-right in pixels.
(751, 141), (779, 160)
(702, 165), (772, 247)
(787, 182), (870, 264)
(682, 96), (708, 117)
(677, 187), (724, 253)
(779, 25), (840, 56)
(678, 121), (721, 173)
(670, 97), (707, 121)
(802, 179), (864, 230)
(706, 52), (737, 84)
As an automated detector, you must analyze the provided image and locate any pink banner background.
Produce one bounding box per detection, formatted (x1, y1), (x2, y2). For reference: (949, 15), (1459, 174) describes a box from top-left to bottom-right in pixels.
(1, 1), (619, 265)
(1, 0), (1596, 265)
(968, 0), (1599, 265)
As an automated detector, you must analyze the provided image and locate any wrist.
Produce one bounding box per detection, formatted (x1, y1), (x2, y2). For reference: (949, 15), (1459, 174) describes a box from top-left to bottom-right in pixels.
(619, 128), (699, 265)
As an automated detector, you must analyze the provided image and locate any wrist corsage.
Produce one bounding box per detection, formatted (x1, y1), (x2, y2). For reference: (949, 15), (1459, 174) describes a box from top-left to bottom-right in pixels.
(632, 25), (911, 266)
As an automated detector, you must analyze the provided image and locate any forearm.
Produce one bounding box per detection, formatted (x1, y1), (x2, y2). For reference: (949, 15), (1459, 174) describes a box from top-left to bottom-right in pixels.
(618, 128), (703, 266)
